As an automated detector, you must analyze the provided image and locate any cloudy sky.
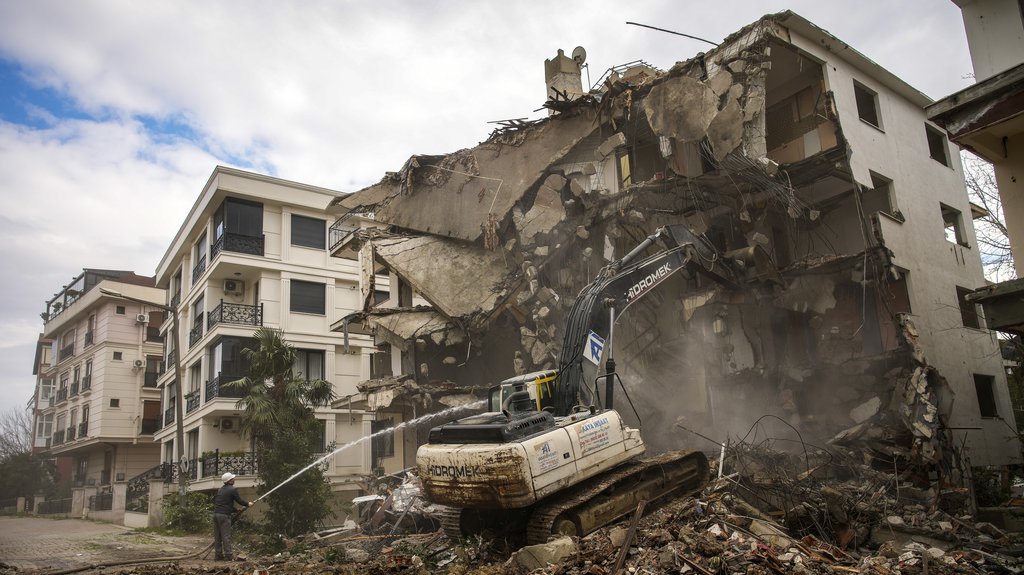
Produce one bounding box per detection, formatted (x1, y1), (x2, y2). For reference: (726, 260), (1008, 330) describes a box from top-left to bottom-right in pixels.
(0, 1), (973, 415)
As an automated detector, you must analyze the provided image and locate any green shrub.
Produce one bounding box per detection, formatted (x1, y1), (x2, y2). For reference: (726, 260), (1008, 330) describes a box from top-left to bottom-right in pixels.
(161, 491), (213, 533)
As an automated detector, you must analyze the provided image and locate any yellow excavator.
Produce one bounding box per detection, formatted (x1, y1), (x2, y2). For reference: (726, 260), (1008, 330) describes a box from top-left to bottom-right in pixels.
(416, 225), (773, 543)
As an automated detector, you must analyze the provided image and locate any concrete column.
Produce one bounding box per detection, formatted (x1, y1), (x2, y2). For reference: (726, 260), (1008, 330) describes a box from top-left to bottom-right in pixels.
(16, 497), (25, 513)
(71, 488), (85, 517)
(31, 494), (44, 515)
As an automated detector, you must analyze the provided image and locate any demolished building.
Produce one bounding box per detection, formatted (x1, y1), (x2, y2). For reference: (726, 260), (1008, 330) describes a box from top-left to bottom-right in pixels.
(328, 11), (1021, 484)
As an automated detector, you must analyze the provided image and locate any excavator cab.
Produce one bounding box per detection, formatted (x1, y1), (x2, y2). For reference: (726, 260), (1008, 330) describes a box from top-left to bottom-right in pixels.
(487, 370), (561, 414)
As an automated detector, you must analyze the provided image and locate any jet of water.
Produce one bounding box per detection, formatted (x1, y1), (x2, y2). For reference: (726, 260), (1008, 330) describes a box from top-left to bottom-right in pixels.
(254, 400), (486, 502)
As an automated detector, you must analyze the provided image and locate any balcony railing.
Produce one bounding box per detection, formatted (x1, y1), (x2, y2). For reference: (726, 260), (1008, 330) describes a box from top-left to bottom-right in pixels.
(212, 232), (265, 259)
(78, 422), (88, 437)
(329, 218), (360, 253)
(69, 381), (79, 397)
(145, 328), (164, 343)
(200, 450), (259, 479)
(189, 318), (204, 348)
(66, 426), (76, 441)
(208, 301), (263, 328)
(164, 406), (176, 426)
(52, 430), (65, 445)
(84, 331), (94, 347)
(191, 255), (207, 284)
(81, 375), (91, 391)
(186, 393), (200, 413)
(144, 372), (159, 388)
(205, 375), (246, 402)
(170, 292), (181, 309)
(167, 350), (176, 367)
(140, 418), (160, 435)
(59, 344), (75, 362)
(56, 388), (68, 403)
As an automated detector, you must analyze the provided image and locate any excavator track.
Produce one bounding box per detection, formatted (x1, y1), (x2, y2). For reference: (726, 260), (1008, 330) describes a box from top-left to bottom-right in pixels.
(439, 506), (465, 542)
(525, 450), (709, 545)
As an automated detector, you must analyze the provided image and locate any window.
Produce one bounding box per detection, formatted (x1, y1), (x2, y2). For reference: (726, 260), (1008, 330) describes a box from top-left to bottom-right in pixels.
(113, 351), (123, 361)
(956, 286), (981, 329)
(373, 290), (389, 306)
(974, 374), (998, 417)
(315, 419), (327, 453)
(854, 81), (881, 129)
(370, 343), (393, 379)
(291, 215), (326, 249)
(109, 398), (120, 408)
(215, 198), (264, 239)
(36, 414), (53, 440)
(862, 172), (901, 220)
(189, 362), (203, 394)
(208, 336), (257, 381)
(925, 124), (949, 166)
(371, 417), (395, 463)
(941, 203), (967, 246)
(293, 349), (325, 381)
(291, 280), (326, 314)
(115, 305), (126, 315)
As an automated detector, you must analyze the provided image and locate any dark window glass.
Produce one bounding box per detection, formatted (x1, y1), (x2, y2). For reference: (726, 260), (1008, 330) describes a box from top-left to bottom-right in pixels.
(215, 198), (263, 239)
(291, 280), (325, 315)
(974, 374), (997, 417)
(854, 82), (880, 128)
(291, 215), (326, 249)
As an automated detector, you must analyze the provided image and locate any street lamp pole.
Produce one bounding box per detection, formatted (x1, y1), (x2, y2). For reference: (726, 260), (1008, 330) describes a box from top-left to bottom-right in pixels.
(100, 288), (187, 508)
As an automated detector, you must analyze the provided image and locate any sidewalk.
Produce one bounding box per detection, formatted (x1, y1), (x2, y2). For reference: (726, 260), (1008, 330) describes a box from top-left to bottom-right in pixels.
(0, 516), (209, 572)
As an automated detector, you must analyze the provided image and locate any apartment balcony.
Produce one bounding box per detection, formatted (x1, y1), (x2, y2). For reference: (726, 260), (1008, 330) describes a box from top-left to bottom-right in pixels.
(66, 426), (76, 442)
(144, 372), (159, 388)
(186, 393), (200, 413)
(205, 375), (246, 402)
(84, 331), (94, 347)
(188, 320), (204, 349)
(212, 232), (265, 259)
(56, 388), (68, 403)
(329, 217), (360, 255)
(200, 450), (258, 479)
(78, 421), (88, 438)
(208, 301), (263, 328)
(140, 417), (160, 435)
(145, 327), (164, 344)
(59, 344), (74, 363)
(81, 375), (91, 391)
(52, 430), (65, 445)
(164, 406), (176, 427)
(69, 381), (79, 397)
(192, 255), (207, 284)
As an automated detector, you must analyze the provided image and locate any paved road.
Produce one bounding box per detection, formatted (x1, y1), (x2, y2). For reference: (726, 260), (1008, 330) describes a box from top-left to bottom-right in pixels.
(0, 516), (209, 572)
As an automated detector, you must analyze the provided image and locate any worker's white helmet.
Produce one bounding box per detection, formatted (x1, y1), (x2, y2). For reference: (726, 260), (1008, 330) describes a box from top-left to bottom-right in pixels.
(222, 472), (236, 483)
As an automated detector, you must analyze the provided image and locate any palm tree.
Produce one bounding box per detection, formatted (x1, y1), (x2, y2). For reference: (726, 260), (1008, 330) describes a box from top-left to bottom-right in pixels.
(225, 327), (334, 444)
(223, 327), (336, 536)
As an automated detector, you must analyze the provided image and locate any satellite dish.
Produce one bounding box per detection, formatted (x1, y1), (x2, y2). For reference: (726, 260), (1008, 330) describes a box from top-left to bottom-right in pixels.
(572, 46), (587, 66)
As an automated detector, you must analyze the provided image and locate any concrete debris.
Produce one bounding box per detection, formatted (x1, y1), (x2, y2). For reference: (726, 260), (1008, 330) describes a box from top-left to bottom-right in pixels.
(510, 536), (577, 571)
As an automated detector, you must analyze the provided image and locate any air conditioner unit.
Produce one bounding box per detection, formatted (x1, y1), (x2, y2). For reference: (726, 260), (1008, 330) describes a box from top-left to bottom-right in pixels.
(223, 279), (244, 296)
(136, 313), (148, 324)
(219, 417), (236, 431)
(133, 359), (145, 369)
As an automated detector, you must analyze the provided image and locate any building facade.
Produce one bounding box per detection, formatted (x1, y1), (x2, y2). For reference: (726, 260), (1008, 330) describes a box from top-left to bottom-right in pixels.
(151, 166), (377, 502)
(329, 10), (1020, 483)
(36, 269), (166, 522)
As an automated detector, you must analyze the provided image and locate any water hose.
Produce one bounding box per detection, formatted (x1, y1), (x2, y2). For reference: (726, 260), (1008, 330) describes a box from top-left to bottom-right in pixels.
(40, 505), (253, 575)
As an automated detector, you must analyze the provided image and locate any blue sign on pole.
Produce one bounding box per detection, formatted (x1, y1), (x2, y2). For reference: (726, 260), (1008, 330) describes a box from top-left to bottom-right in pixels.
(584, 331), (605, 365)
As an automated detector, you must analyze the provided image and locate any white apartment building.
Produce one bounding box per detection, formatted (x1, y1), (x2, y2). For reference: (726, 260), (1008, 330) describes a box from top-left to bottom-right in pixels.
(151, 166), (378, 500)
(36, 269), (166, 522)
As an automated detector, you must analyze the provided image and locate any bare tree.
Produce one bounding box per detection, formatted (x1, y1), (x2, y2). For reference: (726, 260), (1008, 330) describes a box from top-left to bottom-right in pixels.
(0, 407), (33, 461)
(963, 152), (1016, 281)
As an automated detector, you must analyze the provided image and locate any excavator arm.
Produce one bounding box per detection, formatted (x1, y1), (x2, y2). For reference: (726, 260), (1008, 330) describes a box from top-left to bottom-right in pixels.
(552, 225), (743, 416)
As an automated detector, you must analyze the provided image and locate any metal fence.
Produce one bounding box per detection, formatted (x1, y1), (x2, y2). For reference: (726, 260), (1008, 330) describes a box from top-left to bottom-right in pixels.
(37, 498), (72, 515)
(89, 492), (113, 511)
